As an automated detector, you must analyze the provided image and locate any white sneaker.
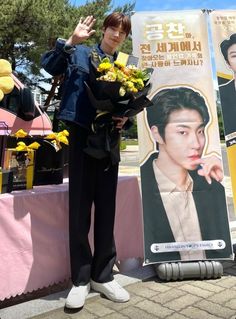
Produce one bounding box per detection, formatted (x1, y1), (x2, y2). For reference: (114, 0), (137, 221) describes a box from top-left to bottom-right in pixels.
(65, 283), (90, 308)
(90, 279), (130, 302)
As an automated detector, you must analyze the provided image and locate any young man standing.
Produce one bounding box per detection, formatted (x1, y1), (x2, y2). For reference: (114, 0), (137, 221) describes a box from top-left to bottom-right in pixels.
(41, 13), (131, 308)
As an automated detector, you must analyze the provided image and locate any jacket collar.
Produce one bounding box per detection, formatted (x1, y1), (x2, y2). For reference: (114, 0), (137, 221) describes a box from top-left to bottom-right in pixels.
(94, 43), (118, 61)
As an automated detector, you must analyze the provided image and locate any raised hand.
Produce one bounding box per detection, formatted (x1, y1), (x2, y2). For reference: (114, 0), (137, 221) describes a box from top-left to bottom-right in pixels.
(67, 16), (96, 45)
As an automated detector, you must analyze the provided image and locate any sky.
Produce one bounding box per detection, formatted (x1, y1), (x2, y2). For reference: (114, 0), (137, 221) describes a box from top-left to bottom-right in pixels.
(71, 0), (236, 12)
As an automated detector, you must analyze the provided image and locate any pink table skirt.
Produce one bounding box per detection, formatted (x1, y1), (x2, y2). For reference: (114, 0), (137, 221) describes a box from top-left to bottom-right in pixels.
(0, 176), (143, 301)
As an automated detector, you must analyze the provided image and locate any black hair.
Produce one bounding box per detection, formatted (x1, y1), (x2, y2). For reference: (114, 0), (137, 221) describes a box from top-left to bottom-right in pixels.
(220, 33), (236, 63)
(146, 87), (210, 140)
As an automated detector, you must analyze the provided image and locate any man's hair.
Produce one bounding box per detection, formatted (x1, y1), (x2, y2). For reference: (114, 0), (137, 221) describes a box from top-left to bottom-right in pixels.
(220, 33), (236, 63)
(103, 12), (131, 37)
(147, 87), (210, 140)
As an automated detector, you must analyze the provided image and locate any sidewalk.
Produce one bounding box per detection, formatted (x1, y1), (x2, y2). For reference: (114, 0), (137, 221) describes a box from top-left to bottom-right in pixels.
(1, 260), (236, 319)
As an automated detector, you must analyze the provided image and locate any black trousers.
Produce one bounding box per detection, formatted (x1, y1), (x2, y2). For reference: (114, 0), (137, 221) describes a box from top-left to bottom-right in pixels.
(68, 123), (119, 285)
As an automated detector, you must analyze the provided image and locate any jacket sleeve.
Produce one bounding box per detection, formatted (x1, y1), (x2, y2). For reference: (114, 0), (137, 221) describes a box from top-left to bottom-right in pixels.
(41, 38), (71, 76)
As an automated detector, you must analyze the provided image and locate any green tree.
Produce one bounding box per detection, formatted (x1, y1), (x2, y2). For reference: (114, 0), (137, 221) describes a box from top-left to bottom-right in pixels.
(0, 0), (134, 80)
(0, 0), (71, 74)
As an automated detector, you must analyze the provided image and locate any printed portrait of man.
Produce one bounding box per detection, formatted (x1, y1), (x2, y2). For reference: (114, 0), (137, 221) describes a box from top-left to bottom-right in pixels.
(140, 87), (232, 264)
(219, 33), (236, 136)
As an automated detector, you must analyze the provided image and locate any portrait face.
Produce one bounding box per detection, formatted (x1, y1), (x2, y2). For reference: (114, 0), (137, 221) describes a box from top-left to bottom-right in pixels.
(102, 25), (126, 50)
(154, 108), (206, 171)
(227, 43), (236, 72)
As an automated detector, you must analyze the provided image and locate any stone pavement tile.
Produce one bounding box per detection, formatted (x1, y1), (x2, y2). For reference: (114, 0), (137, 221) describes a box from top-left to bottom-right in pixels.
(141, 279), (173, 293)
(164, 295), (200, 311)
(98, 294), (143, 311)
(84, 299), (115, 317)
(164, 280), (192, 288)
(127, 282), (159, 298)
(213, 276), (236, 289)
(177, 283), (215, 298)
(120, 305), (160, 319)
(102, 313), (129, 319)
(151, 288), (185, 304)
(180, 307), (222, 319)
(225, 299), (236, 310)
(189, 280), (225, 292)
(207, 289), (236, 305)
(31, 307), (97, 319)
(165, 313), (190, 319)
(135, 300), (173, 318)
(195, 299), (235, 318)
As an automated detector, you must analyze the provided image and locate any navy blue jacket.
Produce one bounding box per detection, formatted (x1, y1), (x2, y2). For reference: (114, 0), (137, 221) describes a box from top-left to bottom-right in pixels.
(41, 39), (112, 128)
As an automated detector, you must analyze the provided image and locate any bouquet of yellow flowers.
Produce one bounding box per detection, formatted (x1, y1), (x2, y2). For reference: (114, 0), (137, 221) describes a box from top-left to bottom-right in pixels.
(85, 50), (153, 117)
(96, 57), (151, 97)
(83, 50), (153, 164)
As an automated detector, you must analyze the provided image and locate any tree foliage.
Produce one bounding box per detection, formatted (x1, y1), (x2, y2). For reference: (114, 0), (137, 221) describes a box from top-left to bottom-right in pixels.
(0, 0), (135, 82)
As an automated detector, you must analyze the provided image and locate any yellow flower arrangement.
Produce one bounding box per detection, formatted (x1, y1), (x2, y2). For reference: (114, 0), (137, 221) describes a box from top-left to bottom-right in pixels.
(96, 57), (151, 97)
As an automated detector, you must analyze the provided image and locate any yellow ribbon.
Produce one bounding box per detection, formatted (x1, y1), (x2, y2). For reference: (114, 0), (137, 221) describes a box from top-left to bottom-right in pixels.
(44, 130), (69, 151)
(15, 141), (41, 152)
(13, 129), (28, 138)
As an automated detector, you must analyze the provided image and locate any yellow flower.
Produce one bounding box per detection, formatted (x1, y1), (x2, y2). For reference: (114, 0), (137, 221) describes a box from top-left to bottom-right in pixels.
(96, 57), (151, 96)
(114, 61), (125, 68)
(97, 62), (112, 73)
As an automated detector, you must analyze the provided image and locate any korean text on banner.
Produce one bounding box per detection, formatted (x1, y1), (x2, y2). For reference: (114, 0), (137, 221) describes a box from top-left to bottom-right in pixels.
(131, 10), (233, 265)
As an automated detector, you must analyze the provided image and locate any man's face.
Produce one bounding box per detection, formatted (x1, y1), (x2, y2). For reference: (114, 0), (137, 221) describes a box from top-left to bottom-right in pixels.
(227, 43), (236, 72)
(158, 109), (206, 171)
(102, 24), (127, 51)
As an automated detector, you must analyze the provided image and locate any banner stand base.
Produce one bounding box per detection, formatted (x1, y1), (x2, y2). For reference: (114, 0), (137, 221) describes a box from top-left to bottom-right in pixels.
(155, 260), (223, 281)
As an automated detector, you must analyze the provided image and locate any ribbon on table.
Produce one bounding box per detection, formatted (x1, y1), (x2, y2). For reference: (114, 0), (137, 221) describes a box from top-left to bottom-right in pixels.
(44, 130), (69, 151)
(13, 129), (28, 138)
(15, 141), (41, 152)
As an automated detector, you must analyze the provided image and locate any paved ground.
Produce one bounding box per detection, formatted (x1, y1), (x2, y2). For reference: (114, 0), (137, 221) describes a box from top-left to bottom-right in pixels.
(1, 145), (236, 319)
(32, 260), (236, 319)
(1, 260), (236, 319)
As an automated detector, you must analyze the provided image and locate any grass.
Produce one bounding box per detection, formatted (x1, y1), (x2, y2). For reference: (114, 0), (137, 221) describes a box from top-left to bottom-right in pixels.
(120, 138), (139, 150)
(123, 139), (138, 145)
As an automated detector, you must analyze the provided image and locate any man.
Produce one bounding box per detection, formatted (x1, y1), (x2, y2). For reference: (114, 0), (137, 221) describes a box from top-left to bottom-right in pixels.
(41, 13), (130, 309)
(219, 33), (236, 136)
(141, 87), (232, 264)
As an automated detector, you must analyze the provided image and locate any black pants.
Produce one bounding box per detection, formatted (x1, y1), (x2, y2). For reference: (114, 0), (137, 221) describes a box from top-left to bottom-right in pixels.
(68, 123), (119, 285)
